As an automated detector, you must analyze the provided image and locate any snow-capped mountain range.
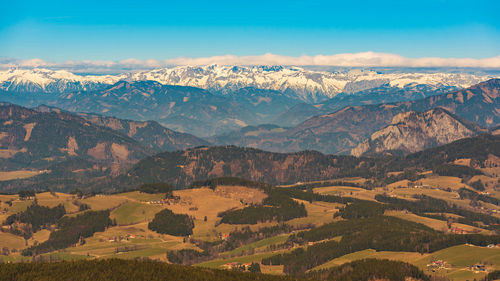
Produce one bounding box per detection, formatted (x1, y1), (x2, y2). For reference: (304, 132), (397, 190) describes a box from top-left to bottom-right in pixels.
(0, 65), (495, 102)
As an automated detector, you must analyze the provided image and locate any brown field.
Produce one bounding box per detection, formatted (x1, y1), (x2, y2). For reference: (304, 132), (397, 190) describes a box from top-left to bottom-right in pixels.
(29, 229), (51, 246)
(416, 176), (467, 191)
(386, 180), (411, 189)
(469, 175), (500, 190)
(313, 186), (379, 201)
(164, 186), (267, 240)
(0, 170), (47, 181)
(65, 222), (198, 259)
(0, 148), (26, 159)
(36, 192), (80, 213)
(0, 231), (26, 250)
(278, 177), (368, 188)
(311, 249), (428, 271)
(287, 199), (341, 227)
(385, 210), (449, 232)
(80, 195), (129, 211)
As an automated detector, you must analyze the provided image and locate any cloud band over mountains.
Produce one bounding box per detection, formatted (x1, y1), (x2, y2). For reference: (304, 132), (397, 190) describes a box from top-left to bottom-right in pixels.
(2, 52), (500, 72)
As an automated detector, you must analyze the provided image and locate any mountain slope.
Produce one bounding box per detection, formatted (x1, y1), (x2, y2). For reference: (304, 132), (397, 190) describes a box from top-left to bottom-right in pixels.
(351, 108), (486, 156)
(274, 83), (460, 127)
(54, 81), (259, 137)
(112, 146), (373, 189)
(229, 78), (500, 154)
(35, 105), (210, 152)
(110, 134), (499, 190)
(0, 103), (153, 170)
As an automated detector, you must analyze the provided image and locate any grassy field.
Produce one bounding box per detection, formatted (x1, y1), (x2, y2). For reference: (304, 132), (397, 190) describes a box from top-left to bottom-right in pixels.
(311, 249), (428, 271)
(286, 199), (340, 227)
(195, 251), (285, 269)
(36, 192), (80, 213)
(221, 234), (291, 257)
(80, 195), (128, 210)
(119, 191), (166, 202)
(385, 210), (449, 232)
(110, 201), (165, 225)
(310, 244), (500, 281)
(313, 186), (379, 201)
(414, 245), (500, 281)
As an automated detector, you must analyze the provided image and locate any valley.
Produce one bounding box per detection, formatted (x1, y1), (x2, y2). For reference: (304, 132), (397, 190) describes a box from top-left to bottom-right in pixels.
(0, 70), (498, 281)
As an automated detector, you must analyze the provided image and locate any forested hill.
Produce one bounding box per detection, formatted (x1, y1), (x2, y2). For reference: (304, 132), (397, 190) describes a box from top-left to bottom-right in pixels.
(113, 146), (373, 189)
(111, 134), (499, 189)
(0, 102), (153, 170)
(0, 259), (303, 281)
(36, 105), (210, 152)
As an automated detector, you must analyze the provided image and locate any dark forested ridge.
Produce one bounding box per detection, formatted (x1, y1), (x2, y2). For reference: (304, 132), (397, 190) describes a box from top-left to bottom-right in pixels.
(0, 259), (305, 281)
(111, 134), (499, 189)
(308, 259), (430, 281)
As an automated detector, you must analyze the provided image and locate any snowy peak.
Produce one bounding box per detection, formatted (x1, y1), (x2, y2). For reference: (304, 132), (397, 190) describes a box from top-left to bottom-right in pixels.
(0, 66), (496, 102)
(0, 68), (120, 93)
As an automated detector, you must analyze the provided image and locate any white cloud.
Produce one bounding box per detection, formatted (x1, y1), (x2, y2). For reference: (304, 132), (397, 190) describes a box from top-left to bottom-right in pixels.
(1, 52), (500, 72)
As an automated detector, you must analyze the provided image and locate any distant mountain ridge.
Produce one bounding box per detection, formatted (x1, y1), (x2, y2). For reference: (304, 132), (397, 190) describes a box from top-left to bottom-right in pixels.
(0, 66), (494, 102)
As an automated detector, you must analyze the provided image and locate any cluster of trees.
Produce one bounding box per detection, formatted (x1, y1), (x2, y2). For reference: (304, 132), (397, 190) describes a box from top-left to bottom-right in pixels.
(292, 180), (369, 190)
(375, 194), (500, 230)
(219, 189), (307, 224)
(22, 210), (112, 256)
(169, 224), (306, 265)
(18, 190), (35, 200)
(433, 164), (482, 177)
(262, 215), (500, 274)
(458, 187), (499, 206)
(138, 182), (174, 194)
(335, 201), (385, 219)
(4, 203), (66, 234)
(0, 259), (302, 281)
(469, 180), (485, 191)
(189, 177), (272, 191)
(307, 259), (430, 281)
(148, 209), (194, 236)
(279, 188), (356, 204)
(166, 249), (209, 265)
(486, 270), (500, 281)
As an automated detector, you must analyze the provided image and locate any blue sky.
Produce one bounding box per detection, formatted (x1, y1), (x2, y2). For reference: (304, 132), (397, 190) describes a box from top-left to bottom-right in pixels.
(1, 0), (499, 62)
